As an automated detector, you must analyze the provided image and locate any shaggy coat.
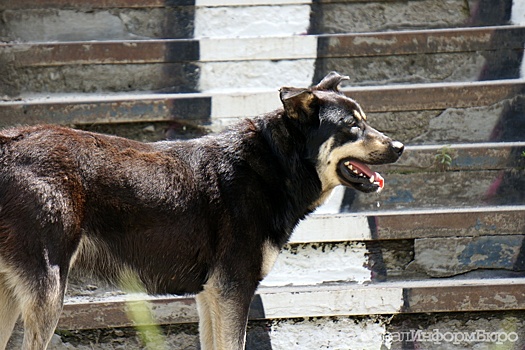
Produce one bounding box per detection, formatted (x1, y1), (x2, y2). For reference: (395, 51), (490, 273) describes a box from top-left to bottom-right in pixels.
(0, 72), (403, 350)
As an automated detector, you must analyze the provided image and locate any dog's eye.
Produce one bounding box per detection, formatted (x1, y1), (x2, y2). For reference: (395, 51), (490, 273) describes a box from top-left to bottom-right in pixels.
(339, 117), (356, 127)
(350, 126), (361, 134)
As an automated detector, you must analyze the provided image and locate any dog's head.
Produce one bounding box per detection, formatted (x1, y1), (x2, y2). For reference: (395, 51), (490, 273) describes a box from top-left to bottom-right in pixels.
(280, 71), (404, 195)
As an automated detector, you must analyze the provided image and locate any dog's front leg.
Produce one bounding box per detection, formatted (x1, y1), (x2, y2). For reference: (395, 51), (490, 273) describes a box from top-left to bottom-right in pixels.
(196, 272), (255, 350)
(196, 291), (215, 349)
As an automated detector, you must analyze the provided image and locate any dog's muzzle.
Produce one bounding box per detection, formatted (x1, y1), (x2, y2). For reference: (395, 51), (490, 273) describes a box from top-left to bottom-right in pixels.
(337, 140), (404, 193)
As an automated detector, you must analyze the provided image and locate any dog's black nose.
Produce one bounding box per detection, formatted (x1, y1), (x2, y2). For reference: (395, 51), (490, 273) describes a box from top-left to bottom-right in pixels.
(391, 141), (404, 156)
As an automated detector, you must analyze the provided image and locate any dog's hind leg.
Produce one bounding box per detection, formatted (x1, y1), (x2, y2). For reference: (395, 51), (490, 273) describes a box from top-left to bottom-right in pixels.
(0, 265), (65, 350)
(0, 275), (21, 350)
(19, 280), (66, 349)
(13, 253), (70, 350)
(20, 270), (67, 350)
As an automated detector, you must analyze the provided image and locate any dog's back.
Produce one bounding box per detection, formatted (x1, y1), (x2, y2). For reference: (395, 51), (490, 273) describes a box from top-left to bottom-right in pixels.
(0, 125), (214, 349)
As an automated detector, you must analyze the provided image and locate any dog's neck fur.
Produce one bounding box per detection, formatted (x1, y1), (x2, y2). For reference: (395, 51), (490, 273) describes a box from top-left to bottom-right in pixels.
(221, 111), (323, 244)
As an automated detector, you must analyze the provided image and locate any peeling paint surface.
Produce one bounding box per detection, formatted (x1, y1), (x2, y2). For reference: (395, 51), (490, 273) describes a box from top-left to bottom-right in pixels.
(269, 317), (386, 350)
(262, 242), (371, 287)
(413, 236), (525, 277)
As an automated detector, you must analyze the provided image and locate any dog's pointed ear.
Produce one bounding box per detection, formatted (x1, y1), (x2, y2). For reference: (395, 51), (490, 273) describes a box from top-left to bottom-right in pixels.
(315, 71), (350, 92)
(279, 87), (317, 121)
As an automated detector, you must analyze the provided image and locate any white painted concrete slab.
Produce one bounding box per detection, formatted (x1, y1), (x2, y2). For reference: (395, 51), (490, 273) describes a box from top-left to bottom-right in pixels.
(511, 0), (525, 25)
(210, 89), (281, 119)
(199, 36), (318, 61)
(269, 317), (387, 350)
(258, 284), (404, 319)
(198, 59), (316, 92)
(196, 0), (310, 6)
(511, 0), (525, 77)
(262, 242), (371, 287)
(291, 215), (372, 243)
(195, 5), (311, 38)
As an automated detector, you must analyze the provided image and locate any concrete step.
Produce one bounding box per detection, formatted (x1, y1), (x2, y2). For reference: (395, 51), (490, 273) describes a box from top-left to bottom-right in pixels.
(0, 0), (501, 42)
(9, 278), (525, 349)
(273, 205), (525, 283)
(2, 26), (523, 94)
(294, 207), (525, 281)
(1, 80), (523, 144)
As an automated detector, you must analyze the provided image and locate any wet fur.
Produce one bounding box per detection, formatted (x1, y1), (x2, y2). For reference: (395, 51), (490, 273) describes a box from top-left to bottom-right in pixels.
(0, 72), (402, 350)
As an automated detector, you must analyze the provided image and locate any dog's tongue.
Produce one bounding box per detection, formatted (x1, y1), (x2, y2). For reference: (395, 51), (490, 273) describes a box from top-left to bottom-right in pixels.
(349, 160), (385, 190)
(349, 160), (374, 178)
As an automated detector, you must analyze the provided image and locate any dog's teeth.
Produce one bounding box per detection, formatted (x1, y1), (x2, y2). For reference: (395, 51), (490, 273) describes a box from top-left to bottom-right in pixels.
(359, 172), (363, 177)
(369, 175), (375, 183)
(345, 161), (350, 166)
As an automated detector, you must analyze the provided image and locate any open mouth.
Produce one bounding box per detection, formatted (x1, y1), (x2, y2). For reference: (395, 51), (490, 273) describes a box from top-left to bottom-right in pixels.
(337, 158), (385, 193)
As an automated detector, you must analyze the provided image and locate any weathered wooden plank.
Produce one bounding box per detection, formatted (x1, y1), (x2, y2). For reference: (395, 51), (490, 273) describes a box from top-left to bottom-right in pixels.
(3, 26), (523, 66)
(403, 280), (525, 313)
(292, 206), (525, 242)
(7, 41), (199, 67)
(343, 80), (525, 113)
(59, 278), (525, 329)
(319, 26), (525, 58)
(0, 95), (212, 126)
(60, 296), (197, 330)
(372, 207), (525, 240)
(0, 0), (184, 10)
(0, 81), (522, 125)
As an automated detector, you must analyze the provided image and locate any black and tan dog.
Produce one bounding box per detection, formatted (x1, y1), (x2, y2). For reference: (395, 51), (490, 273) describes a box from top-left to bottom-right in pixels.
(0, 72), (403, 350)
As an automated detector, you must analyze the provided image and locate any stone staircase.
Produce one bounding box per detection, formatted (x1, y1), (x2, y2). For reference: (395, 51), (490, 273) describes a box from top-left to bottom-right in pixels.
(1, 0), (525, 349)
